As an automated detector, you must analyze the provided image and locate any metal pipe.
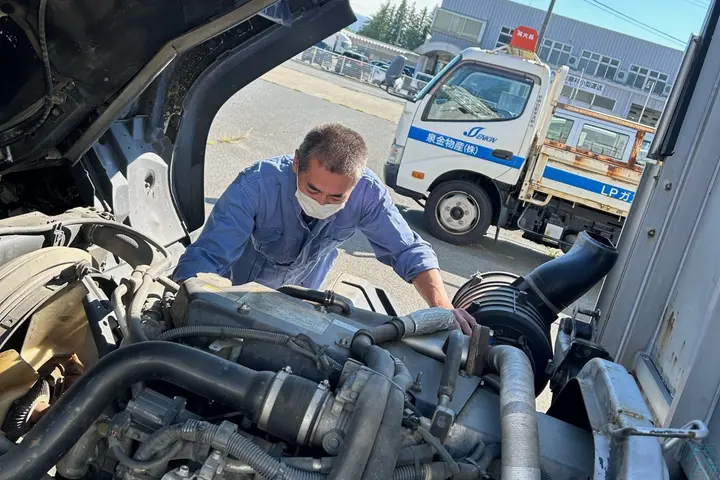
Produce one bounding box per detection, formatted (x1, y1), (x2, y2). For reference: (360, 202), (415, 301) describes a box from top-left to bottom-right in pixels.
(0, 342), (276, 480)
(488, 345), (541, 480)
(127, 272), (153, 343)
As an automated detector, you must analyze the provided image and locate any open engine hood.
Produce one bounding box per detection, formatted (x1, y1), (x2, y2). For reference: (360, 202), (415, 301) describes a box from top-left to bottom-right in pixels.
(0, 0), (356, 233)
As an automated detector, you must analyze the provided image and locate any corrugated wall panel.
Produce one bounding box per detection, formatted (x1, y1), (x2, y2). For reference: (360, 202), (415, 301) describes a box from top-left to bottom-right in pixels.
(428, 0), (683, 118)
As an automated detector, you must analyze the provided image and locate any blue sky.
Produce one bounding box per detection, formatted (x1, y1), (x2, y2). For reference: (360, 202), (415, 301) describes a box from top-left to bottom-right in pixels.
(350, 0), (710, 50)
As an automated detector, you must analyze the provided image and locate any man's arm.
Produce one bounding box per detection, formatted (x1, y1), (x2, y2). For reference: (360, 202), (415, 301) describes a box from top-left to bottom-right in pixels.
(357, 181), (477, 334)
(173, 175), (258, 282)
(412, 269), (477, 334)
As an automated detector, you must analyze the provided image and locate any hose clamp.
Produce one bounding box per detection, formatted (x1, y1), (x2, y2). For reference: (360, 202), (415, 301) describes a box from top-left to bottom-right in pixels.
(211, 421), (237, 451)
(258, 367), (291, 431)
(296, 380), (331, 445)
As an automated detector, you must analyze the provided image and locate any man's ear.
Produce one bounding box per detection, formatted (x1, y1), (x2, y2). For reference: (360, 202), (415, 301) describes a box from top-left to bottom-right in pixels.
(293, 150), (299, 174)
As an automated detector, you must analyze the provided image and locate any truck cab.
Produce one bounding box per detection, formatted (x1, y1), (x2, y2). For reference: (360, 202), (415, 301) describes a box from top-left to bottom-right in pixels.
(384, 46), (652, 251)
(384, 47), (563, 244)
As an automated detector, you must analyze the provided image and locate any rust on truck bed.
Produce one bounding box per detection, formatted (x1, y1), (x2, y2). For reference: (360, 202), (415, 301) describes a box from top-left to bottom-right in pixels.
(543, 139), (643, 173)
(556, 103), (657, 134)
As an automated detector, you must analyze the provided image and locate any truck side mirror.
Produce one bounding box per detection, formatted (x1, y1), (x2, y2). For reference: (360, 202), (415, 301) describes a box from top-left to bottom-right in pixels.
(386, 55), (407, 86)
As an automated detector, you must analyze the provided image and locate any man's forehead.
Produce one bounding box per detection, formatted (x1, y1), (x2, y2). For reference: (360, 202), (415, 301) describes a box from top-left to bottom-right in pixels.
(302, 158), (356, 187)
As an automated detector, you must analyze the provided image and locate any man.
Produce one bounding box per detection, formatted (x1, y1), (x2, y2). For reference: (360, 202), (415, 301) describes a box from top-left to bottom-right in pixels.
(174, 124), (476, 333)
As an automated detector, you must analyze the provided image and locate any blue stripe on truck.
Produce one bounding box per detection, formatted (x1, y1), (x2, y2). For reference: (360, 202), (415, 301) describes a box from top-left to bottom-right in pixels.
(407, 126), (635, 204)
(407, 126), (526, 168)
(542, 166), (635, 203)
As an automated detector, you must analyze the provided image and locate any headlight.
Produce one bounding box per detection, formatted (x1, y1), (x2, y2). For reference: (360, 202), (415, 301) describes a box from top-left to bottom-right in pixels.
(387, 143), (404, 165)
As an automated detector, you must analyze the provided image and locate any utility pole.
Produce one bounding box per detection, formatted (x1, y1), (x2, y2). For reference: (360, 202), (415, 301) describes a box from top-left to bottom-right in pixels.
(536, 0), (557, 52)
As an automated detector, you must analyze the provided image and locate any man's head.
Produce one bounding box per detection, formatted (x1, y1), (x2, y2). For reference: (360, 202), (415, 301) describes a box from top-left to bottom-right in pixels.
(293, 124), (367, 211)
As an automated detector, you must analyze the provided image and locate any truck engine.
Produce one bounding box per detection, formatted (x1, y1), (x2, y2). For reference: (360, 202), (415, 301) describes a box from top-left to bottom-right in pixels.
(0, 213), (676, 480)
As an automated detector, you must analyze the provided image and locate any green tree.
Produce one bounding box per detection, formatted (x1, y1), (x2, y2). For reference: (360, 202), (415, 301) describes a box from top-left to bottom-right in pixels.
(358, 0), (431, 50)
(402, 5), (430, 50)
(357, 1), (393, 41)
(386, 0), (409, 45)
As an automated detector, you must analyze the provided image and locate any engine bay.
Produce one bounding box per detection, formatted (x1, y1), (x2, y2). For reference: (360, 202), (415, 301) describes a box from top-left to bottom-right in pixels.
(0, 209), (677, 480)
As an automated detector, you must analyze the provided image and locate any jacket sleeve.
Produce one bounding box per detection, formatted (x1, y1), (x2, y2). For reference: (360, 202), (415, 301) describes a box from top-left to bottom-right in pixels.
(357, 181), (439, 283)
(173, 174), (259, 282)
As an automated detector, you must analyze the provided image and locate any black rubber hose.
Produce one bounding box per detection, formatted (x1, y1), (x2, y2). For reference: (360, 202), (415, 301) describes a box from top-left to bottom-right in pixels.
(511, 231), (618, 325)
(392, 358), (414, 393)
(438, 329), (464, 403)
(363, 345), (395, 377)
(109, 437), (183, 471)
(481, 375), (501, 394)
(0, 342), (276, 480)
(396, 444), (436, 466)
(157, 325), (290, 343)
(416, 427), (460, 475)
(350, 321), (404, 358)
(90, 226), (156, 268)
(0, 436), (15, 455)
(362, 360), (409, 480)
(278, 286), (352, 314)
(328, 374), (390, 480)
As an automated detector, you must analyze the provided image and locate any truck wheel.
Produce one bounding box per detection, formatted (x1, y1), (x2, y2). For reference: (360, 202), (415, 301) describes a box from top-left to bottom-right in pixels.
(425, 180), (493, 245)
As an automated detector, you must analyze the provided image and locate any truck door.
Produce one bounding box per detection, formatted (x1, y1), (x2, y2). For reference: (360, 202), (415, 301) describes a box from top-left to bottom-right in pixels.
(396, 61), (542, 193)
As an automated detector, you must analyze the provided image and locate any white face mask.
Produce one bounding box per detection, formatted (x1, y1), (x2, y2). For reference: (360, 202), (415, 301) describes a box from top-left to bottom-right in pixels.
(295, 178), (347, 219)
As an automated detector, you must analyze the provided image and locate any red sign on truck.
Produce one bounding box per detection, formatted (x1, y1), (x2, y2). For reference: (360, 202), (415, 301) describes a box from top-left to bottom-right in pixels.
(510, 26), (539, 52)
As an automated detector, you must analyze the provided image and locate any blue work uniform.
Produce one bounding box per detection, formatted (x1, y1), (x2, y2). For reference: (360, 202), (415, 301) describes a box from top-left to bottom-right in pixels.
(173, 155), (439, 289)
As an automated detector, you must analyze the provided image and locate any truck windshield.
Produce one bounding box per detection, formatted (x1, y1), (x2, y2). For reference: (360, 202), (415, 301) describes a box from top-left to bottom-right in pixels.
(414, 53), (462, 101)
(425, 64), (534, 122)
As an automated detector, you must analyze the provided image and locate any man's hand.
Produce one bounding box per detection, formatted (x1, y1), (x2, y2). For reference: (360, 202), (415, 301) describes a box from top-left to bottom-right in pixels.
(451, 308), (477, 335)
(411, 269), (478, 335)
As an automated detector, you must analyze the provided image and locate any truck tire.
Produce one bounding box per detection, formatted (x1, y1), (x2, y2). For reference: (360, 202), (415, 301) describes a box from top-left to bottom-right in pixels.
(425, 180), (493, 245)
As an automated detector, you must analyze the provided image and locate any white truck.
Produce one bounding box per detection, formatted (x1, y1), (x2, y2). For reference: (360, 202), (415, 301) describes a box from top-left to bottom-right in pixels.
(383, 46), (654, 252)
(323, 31), (352, 54)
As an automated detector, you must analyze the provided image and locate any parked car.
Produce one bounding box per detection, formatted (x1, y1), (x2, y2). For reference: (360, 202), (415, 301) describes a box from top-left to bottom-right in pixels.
(301, 42), (333, 68)
(334, 51), (373, 80)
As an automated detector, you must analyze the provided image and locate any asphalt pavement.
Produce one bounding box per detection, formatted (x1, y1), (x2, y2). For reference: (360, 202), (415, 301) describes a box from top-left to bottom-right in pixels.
(283, 60), (407, 106)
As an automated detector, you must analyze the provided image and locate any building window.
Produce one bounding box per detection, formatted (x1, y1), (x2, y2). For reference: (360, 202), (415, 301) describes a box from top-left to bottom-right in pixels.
(627, 103), (662, 127)
(426, 64), (534, 122)
(496, 26), (514, 48)
(627, 65), (670, 96)
(432, 8), (486, 43)
(578, 50), (620, 80)
(578, 124), (629, 160)
(560, 86), (617, 112)
(591, 95), (616, 111)
(546, 116), (574, 144)
(538, 39), (572, 66)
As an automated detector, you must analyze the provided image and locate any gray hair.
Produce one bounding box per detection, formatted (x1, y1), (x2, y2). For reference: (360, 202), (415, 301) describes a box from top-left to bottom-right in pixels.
(297, 123), (367, 181)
